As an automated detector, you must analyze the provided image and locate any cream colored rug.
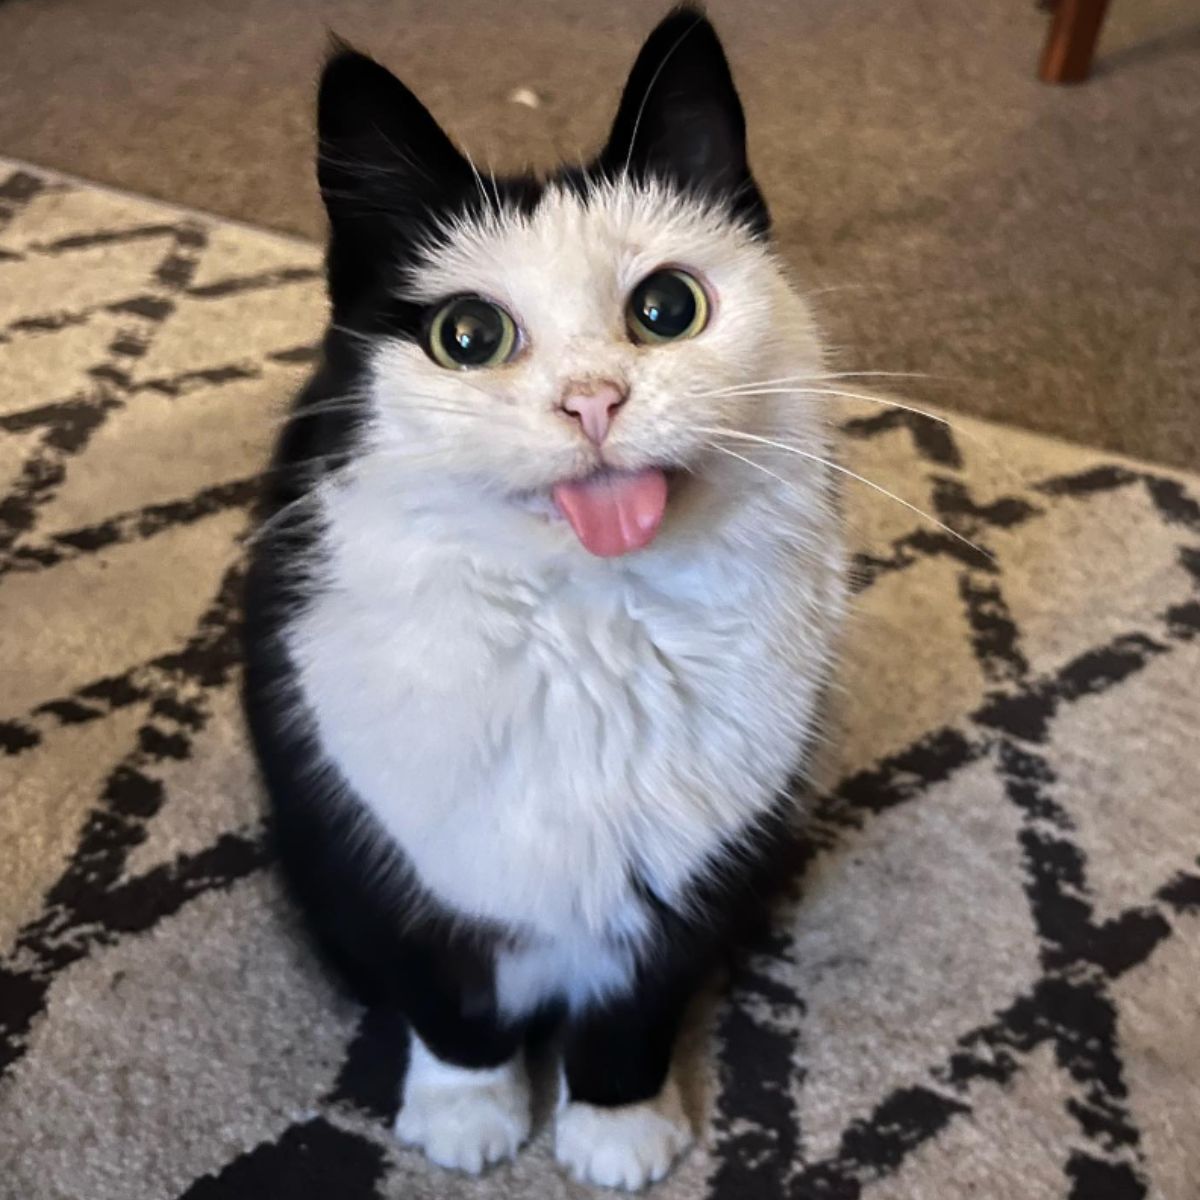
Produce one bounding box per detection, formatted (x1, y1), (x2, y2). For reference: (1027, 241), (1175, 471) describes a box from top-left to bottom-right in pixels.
(2, 160), (1198, 1200)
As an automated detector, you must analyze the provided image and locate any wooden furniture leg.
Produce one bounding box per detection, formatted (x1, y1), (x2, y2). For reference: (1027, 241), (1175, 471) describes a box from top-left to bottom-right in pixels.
(1038, 0), (1112, 83)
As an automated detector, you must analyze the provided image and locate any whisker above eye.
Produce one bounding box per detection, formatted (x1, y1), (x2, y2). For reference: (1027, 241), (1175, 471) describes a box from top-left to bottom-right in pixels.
(697, 426), (993, 562)
(461, 148), (496, 215)
(621, 12), (707, 178)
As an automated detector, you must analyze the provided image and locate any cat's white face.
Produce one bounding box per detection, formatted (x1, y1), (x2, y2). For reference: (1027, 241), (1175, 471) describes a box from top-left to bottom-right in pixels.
(364, 180), (827, 558)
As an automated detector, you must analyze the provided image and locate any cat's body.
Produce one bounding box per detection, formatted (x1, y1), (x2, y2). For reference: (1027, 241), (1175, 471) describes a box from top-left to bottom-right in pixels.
(243, 8), (844, 1189)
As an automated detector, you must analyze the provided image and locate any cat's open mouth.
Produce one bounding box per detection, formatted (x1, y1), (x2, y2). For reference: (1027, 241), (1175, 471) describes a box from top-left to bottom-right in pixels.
(550, 466), (672, 558)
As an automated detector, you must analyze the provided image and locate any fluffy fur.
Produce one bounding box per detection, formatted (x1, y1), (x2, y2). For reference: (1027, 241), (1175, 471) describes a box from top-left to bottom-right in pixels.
(242, 6), (844, 1188)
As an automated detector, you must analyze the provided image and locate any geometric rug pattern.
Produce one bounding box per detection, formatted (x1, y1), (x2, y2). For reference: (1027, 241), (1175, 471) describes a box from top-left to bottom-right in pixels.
(2, 161), (1197, 1199)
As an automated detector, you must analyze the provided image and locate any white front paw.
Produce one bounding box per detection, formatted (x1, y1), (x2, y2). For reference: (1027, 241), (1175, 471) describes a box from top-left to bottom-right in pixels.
(394, 1037), (531, 1174)
(555, 1079), (693, 1190)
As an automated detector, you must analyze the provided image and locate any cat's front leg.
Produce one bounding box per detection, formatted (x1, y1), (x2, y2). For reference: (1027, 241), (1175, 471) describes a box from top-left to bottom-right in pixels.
(555, 985), (694, 1190)
(395, 1029), (532, 1174)
(392, 958), (533, 1174)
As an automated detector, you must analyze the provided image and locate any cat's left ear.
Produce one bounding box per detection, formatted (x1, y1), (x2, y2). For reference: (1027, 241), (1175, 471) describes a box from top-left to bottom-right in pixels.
(316, 41), (473, 314)
(600, 6), (767, 235)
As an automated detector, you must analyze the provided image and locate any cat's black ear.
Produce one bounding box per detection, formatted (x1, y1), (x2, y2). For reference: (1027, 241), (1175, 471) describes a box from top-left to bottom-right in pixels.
(317, 43), (471, 313)
(600, 7), (767, 234)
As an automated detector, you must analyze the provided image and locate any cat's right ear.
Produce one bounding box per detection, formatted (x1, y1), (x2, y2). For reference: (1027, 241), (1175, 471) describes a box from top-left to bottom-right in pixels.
(317, 43), (470, 312)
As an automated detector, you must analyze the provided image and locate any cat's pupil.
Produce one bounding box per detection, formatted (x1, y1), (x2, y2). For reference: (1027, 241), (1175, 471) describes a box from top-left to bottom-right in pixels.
(632, 271), (696, 339)
(439, 299), (505, 365)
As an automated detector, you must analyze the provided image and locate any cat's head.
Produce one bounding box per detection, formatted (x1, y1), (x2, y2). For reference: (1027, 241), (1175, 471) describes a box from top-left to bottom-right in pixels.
(317, 6), (828, 561)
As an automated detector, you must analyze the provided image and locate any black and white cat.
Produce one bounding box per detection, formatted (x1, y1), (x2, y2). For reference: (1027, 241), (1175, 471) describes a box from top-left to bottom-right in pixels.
(242, 6), (844, 1190)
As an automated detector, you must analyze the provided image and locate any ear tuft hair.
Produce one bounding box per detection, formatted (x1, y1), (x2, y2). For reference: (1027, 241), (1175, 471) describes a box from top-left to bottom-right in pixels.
(315, 44), (472, 315)
(599, 6), (767, 235)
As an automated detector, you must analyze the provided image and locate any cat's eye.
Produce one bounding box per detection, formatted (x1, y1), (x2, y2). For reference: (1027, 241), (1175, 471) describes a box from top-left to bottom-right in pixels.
(626, 268), (710, 345)
(426, 296), (518, 370)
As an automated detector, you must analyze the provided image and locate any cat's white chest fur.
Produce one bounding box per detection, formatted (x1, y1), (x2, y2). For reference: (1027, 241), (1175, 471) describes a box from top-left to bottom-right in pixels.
(286, 459), (840, 1013)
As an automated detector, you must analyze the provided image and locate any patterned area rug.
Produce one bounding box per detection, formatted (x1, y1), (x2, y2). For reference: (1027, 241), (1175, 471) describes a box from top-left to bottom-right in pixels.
(2, 160), (1198, 1200)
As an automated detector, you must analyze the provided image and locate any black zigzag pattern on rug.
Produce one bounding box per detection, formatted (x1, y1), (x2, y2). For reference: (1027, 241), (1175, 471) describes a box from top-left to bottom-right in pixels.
(1, 166), (1197, 1199)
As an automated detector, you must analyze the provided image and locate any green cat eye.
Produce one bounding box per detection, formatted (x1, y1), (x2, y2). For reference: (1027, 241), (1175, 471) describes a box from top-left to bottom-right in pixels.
(627, 268), (710, 345)
(426, 296), (518, 370)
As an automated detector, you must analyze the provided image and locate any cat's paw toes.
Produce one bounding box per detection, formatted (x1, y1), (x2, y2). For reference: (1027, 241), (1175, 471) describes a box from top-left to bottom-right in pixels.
(395, 1059), (531, 1173)
(555, 1080), (693, 1190)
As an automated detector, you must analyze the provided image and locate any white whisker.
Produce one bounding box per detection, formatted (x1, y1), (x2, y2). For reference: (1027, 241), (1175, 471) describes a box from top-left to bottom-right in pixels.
(716, 386), (954, 430)
(245, 474), (341, 546)
(373, 125), (437, 188)
(693, 371), (948, 398)
(622, 13), (705, 178)
(704, 441), (796, 496)
(792, 388), (992, 454)
(698, 426), (993, 561)
(328, 322), (377, 346)
(802, 283), (901, 299)
(247, 438), (487, 546)
(462, 149), (494, 214)
(285, 398), (501, 425)
(692, 380), (990, 453)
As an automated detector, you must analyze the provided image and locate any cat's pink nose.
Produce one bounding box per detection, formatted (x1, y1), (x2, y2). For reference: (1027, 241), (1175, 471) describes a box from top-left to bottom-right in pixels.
(559, 381), (627, 446)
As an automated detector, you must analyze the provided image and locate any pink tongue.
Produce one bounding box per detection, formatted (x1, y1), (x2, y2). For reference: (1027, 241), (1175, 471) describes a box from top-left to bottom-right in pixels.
(552, 468), (669, 558)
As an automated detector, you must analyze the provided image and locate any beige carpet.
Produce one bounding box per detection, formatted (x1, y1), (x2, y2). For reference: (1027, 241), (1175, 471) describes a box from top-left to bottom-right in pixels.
(1, 0), (1198, 472)
(2, 161), (1199, 1200)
